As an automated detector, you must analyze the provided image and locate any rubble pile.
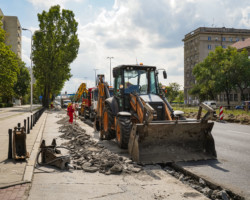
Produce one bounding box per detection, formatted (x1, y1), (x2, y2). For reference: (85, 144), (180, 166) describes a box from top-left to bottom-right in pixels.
(57, 118), (142, 175)
(164, 166), (242, 200)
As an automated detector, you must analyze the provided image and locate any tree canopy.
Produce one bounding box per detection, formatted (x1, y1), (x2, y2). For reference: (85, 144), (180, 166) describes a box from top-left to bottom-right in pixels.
(163, 82), (182, 103)
(0, 17), (20, 100)
(13, 60), (30, 98)
(190, 46), (250, 106)
(32, 5), (80, 107)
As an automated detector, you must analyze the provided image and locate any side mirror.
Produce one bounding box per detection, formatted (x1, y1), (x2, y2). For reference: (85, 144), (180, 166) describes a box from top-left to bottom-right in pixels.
(163, 70), (167, 79)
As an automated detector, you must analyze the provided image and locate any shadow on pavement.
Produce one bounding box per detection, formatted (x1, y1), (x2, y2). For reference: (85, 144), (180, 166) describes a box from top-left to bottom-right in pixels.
(177, 159), (230, 172)
(0, 158), (28, 164)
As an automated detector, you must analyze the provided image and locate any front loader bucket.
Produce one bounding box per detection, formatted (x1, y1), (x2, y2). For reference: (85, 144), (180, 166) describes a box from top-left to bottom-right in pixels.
(128, 120), (216, 164)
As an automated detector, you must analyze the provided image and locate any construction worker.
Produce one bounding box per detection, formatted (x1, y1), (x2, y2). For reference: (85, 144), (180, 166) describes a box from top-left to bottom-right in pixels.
(67, 102), (75, 124)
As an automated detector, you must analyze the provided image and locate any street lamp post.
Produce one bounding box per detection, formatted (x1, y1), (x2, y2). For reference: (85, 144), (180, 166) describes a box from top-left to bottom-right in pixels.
(22, 28), (33, 112)
(93, 68), (99, 86)
(107, 57), (114, 86)
(22, 28), (46, 112)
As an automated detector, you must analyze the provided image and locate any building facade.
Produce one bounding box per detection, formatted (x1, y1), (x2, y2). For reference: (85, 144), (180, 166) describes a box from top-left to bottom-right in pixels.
(0, 8), (22, 58)
(183, 27), (250, 105)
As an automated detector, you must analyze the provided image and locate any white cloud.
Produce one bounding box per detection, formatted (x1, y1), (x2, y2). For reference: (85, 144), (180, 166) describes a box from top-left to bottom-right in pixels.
(27, 0), (85, 10)
(21, 35), (31, 66)
(22, 0), (250, 93)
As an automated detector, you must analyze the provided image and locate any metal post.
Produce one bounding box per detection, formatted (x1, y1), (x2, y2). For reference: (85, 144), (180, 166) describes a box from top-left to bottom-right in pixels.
(27, 117), (30, 134)
(31, 115), (33, 130)
(93, 68), (99, 86)
(24, 119), (26, 132)
(107, 57), (114, 86)
(8, 129), (12, 159)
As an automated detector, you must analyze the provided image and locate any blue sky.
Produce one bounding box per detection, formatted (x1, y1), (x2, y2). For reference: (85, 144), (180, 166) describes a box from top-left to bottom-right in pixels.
(1, 0), (250, 93)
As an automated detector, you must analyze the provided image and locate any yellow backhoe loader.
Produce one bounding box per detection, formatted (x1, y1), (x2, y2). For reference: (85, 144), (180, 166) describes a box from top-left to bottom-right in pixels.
(73, 83), (88, 115)
(96, 64), (217, 164)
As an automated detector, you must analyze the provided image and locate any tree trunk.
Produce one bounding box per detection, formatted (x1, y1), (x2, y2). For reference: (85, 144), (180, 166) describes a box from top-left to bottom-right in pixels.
(225, 90), (230, 109)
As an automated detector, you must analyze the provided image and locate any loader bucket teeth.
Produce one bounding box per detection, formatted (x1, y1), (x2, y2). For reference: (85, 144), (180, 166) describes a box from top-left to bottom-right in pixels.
(128, 121), (217, 164)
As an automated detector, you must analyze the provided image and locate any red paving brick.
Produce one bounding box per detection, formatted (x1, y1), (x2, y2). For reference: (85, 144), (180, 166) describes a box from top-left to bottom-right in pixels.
(0, 183), (30, 200)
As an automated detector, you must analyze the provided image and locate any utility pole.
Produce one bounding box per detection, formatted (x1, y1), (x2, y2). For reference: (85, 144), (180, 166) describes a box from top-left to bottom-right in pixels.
(22, 28), (33, 112)
(93, 68), (99, 86)
(107, 57), (114, 86)
(22, 28), (46, 111)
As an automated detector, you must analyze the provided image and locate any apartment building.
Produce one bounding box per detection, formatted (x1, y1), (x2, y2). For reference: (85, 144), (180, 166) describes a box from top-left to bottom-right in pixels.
(0, 8), (22, 58)
(183, 27), (250, 105)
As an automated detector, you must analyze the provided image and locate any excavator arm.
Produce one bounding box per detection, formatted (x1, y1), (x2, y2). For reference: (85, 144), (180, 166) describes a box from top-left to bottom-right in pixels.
(130, 93), (172, 123)
(130, 93), (155, 124)
(74, 83), (88, 102)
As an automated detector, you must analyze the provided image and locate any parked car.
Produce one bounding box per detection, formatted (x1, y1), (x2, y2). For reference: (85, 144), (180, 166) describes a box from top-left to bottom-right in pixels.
(203, 101), (217, 109)
(235, 101), (250, 110)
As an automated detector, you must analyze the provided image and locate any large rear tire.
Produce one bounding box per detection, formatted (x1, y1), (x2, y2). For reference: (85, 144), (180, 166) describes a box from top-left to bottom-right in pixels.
(102, 105), (115, 139)
(84, 108), (89, 119)
(116, 116), (132, 149)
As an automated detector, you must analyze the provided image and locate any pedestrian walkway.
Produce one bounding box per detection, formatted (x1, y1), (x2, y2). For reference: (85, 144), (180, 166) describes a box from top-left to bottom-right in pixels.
(0, 106), (47, 199)
(28, 111), (209, 200)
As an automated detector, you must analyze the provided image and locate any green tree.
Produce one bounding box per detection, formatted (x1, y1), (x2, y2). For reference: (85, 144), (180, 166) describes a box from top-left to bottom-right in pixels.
(165, 82), (181, 103)
(0, 17), (19, 101)
(230, 48), (250, 100)
(191, 46), (247, 107)
(175, 90), (184, 103)
(32, 5), (80, 107)
(13, 60), (30, 99)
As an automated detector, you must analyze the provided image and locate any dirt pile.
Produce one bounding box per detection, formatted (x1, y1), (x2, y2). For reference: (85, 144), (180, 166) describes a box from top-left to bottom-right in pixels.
(57, 118), (142, 175)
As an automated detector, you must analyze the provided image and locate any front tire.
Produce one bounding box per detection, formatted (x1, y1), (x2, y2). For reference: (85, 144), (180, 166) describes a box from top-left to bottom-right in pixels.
(116, 116), (132, 149)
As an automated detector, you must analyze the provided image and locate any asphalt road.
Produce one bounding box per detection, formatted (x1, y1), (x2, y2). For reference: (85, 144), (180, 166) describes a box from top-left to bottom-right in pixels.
(0, 104), (41, 120)
(177, 121), (250, 199)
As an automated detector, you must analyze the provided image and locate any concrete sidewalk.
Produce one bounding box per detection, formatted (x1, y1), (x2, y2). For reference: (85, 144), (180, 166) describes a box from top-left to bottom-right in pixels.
(0, 110), (47, 189)
(28, 111), (209, 200)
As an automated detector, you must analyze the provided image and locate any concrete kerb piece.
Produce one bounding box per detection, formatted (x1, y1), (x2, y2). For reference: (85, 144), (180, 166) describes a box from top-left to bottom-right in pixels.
(23, 112), (48, 182)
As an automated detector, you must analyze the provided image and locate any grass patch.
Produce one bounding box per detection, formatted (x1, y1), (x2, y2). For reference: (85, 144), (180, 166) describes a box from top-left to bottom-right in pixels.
(172, 106), (250, 116)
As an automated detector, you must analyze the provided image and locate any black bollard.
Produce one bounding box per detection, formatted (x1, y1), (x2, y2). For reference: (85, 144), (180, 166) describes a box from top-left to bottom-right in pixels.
(27, 117), (30, 134)
(24, 119), (26, 132)
(30, 115), (33, 130)
(8, 129), (12, 159)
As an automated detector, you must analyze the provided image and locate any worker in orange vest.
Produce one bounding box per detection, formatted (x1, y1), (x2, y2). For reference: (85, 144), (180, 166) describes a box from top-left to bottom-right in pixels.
(67, 102), (75, 124)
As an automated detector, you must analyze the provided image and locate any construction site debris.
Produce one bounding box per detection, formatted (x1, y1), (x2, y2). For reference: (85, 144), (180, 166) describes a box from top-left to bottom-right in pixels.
(163, 166), (243, 200)
(57, 117), (142, 175)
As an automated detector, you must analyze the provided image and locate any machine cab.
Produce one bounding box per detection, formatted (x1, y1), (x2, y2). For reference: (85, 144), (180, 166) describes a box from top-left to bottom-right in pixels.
(113, 64), (165, 112)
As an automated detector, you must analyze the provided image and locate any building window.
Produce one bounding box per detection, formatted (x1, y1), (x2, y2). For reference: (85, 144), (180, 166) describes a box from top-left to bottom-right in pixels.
(234, 94), (238, 101)
(222, 37), (226, 41)
(208, 45), (212, 50)
(208, 36), (211, 41)
(229, 38), (233, 42)
(215, 37), (218, 41)
(242, 38), (245, 41)
(230, 94), (233, 101)
(222, 45), (226, 49)
(236, 38), (240, 41)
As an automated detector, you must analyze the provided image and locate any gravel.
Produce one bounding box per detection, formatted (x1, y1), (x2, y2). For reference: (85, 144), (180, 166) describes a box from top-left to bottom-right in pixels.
(57, 118), (142, 175)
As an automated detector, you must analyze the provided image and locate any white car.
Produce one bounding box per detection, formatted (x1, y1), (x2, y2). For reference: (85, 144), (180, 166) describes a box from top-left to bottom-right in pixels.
(203, 101), (216, 109)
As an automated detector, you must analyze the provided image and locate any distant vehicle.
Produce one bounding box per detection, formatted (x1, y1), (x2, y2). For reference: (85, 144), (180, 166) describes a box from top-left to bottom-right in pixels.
(235, 101), (250, 110)
(203, 101), (216, 109)
(62, 100), (71, 108)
